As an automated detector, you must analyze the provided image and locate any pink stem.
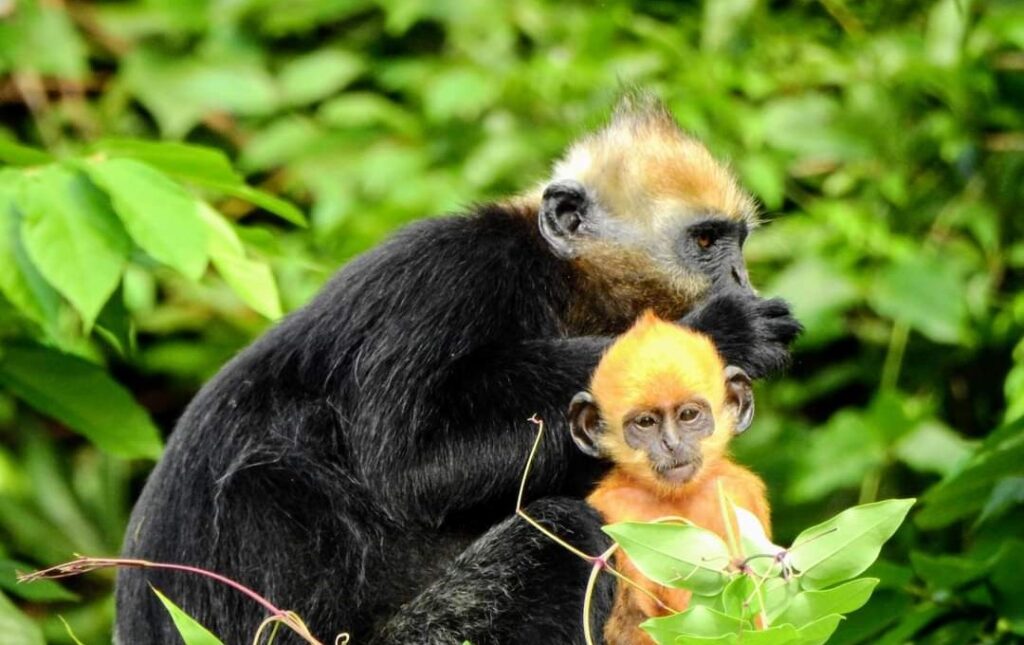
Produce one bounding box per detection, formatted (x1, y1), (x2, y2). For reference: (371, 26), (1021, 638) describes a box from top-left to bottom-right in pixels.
(22, 557), (286, 618)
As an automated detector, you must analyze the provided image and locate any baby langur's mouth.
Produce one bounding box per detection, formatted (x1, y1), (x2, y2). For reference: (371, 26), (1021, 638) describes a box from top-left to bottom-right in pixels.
(654, 457), (702, 484)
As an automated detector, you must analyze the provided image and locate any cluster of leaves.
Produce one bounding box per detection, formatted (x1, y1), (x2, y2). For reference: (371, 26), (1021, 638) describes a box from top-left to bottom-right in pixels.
(0, 0), (1021, 643)
(0, 139), (299, 461)
(607, 498), (914, 645)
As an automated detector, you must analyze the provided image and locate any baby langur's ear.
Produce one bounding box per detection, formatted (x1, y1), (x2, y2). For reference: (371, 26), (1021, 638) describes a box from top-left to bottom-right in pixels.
(540, 179), (590, 259)
(568, 391), (604, 458)
(724, 365), (755, 434)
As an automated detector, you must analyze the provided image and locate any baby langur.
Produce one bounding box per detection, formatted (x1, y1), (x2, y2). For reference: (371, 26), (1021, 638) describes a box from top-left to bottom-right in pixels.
(568, 311), (771, 645)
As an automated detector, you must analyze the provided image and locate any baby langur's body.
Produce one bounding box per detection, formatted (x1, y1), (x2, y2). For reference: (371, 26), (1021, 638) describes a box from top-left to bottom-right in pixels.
(568, 312), (771, 644)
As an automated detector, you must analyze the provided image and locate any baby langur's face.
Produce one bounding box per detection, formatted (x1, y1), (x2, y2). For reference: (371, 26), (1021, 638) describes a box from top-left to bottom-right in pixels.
(569, 365), (754, 488)
(618, 397), (715, 484)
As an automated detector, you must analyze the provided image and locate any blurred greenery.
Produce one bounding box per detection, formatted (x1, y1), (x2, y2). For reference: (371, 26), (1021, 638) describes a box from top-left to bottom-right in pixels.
(0, 0), (1021, 642)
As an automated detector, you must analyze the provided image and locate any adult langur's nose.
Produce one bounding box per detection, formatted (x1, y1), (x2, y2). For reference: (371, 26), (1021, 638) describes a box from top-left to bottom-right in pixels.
(732, 264), (752, 290)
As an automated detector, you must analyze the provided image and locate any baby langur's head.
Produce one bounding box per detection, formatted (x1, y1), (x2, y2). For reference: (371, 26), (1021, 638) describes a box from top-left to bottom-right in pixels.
(568, 311), (754, 494)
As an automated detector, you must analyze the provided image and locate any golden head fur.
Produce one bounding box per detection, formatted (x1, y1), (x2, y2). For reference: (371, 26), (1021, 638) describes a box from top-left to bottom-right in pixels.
(526, 92), (760, 333)
(551, 92), (757, 229)
(589, 310), (736, 496)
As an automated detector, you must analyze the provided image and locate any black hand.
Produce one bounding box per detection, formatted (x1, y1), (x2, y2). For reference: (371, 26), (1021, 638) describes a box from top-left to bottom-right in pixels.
(679, 294), (802, 379)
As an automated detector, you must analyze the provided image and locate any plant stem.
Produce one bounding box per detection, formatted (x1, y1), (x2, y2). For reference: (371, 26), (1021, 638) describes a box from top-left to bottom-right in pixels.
(859, 466), (883, 505)
(583, 545), (617, 645)
(519, 417), (674, 612)
(716, 481), (741, 558)
(20, 556), (328, 645)
(881, 319), (910, 391)
(518, 417), (594, 562)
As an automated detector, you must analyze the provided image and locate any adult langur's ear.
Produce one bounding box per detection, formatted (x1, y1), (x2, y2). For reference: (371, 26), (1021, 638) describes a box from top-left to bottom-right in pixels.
(568, 391), (604, 458)
(540, 179), (590, 259)
(724, 365), (754, 434)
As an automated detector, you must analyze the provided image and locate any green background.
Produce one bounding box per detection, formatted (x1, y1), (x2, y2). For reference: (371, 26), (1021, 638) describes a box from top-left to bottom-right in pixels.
(0, 0), (1022, 642)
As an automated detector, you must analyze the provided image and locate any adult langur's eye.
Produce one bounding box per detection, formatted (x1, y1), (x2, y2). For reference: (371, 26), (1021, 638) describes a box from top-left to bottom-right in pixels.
(696, 234), (713, 249)
(680, 406), (701, 423)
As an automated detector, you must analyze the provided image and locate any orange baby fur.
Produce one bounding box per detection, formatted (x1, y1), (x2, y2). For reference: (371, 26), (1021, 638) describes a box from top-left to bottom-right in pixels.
(584, 312), (771, 644)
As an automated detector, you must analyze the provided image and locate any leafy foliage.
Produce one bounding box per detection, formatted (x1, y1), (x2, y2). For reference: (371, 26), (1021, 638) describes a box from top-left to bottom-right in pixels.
(606, 498), (912, 644)
(151, 587), (224, 645)
(0, 0), (1021, 642)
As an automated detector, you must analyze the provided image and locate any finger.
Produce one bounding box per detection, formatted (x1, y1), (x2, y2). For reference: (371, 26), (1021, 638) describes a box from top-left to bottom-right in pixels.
(755, 298), (792, 318)
(767, 318), (804, 343)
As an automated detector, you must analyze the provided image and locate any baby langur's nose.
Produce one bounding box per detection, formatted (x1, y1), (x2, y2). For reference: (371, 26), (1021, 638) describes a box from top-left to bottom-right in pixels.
(660, 427), (691, 455)
(661, 425), (681, 452)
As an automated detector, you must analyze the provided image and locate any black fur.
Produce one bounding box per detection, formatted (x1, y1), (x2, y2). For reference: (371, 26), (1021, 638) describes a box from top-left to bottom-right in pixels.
(374, 498), (616, 645)
(682, 295), (802, 379)
(116, 203), (797, 644)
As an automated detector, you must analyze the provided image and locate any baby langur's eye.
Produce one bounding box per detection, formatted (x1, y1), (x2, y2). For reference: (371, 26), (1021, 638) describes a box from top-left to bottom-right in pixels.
(679, 406), (702, 423)
(635, 414), (659, 429)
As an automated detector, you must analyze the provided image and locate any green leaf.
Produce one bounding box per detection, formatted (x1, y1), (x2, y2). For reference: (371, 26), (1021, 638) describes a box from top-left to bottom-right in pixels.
(776, 578), (879, 628)
(317, 92), (419, 135)
(760, 94), (869, 162)
(0, 344), (162, 459)
(0, 171), (60, 325)
(16, 165), (130, 328)
(702, 0), (757, 51)
(826, 589), (911, 645)
(0, 560), (78, 602)
(0, 590), (45, 645)
(787, 409), (885, 503)
(738, 153), (785, 210)
(0, 0), (88, 79)
(22, 429), (106, 555)
(83, 158), (208, 280)
(199, 204), (282, 319)
(604, 522), (732, 595)
(918, 420), (1024, 528)
(122, 50), (278, 138)
(977, 476), (1024, 525)
(91, 138), (307, 227)
(980, 415), (1024, 452)
(794, 613), (843, 645)
(926, 0), (968, 67)
(94, 285), (137, 356)
(673, 635), (737, 645)
(763, 576), (801, 623)
(721, 575), (759, 620)
(279, 49), (364, 106)
(0, 140), (52, 167)
(989, 541), (1024, 629)
(862, 560), (914, 590)
(893, 421), (974, 477)
(423, 68), (500, 121)
(151, 586), (224, 645)
(869, 603), (945, 645)
(203, 182), (307, 228)
(910, 552), (991, 591)
(641, 605), (743, 641)
(90, 139), (241, 185)
(766, 257), (858, 347)
(788, 499), (915, 590)
(733, 624), (799, 645)
(868, 255), (969, 345)
(239, 116), (323, 171)
(253, 0), (375, 35)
